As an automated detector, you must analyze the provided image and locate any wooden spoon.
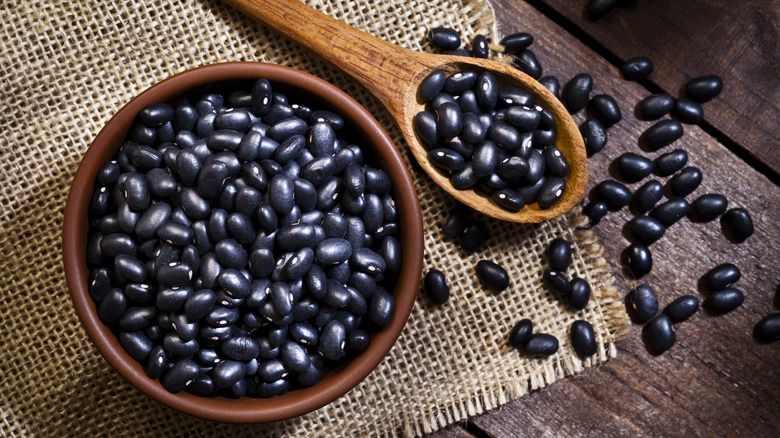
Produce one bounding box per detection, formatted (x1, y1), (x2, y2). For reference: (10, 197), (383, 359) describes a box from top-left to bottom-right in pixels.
(222, 0), (587, 223)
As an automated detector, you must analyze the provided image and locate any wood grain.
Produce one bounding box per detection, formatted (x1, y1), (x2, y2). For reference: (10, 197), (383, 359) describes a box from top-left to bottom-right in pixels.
(530, 0), (780, 175)
(427, 0), (780, 436)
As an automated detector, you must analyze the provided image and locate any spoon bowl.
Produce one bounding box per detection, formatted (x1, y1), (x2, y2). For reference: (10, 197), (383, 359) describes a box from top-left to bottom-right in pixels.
(223, 0), (587, 222)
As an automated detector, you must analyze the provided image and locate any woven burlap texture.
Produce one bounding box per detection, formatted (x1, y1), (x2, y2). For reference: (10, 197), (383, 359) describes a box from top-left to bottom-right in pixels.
(0, 0), (629, 437)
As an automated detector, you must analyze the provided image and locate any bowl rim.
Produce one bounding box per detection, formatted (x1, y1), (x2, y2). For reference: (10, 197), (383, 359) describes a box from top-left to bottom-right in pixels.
(62, 61), (424, 423)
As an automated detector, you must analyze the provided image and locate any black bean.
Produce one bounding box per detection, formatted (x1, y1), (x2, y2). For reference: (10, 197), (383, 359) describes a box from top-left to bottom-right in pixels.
(161, 358), (199, 393)
(183, 289), (216, 321)
(616, 152), (652, 183)
(179, 187), (210, 219)
(99, 233), (136, 258)
(350, 247), (386, 275)
(626, 243), (652, 277)
(685, 75), (723, 102)
(219, 336), (260, 362)
(488, 122), (521, 151)
(596, 180), (632, 209)
(580, 118), (608, 154)
(654, 149), (688, 176)
(629, 284), (658, 322)
(543, 269), (570, 296)
(633, 180), (664, 214)
(146, 345), (167, 379)
(691, 193), (728, 221)
(318, 320), (347, 361)
(628, 215), (666, 245)
(722, 208), (754, 242)
(316, 177), (344, 211)
(589, 94), (622, 127)
(525, 333), (559, 356)
(641, 119), (684, 150)
(98, 288), (127, 324)
(249, 78), (273, 115)
(638, 94), (675, 120)
(494, 156), (528, 181)
(476, 71), (498, 110)
(428, 148), (466, 172)
(214, 239), (247, 269)
(195, 113), (216, 138)
(547, 237), (572, 271)
(467, 141), (498, 178)
(504, 106), (540, 131)
(435, 102), (463, 139)
(424, 269), (450, 305)
(646, 314), (675, 354)
(570, 320), (597, 356)
(115, 254), (147, 283)
(537, 177), (566, 210)
(442, 204), (471, 237)
(378, 235), (401, 274)
(157, 261), (194, 287)
(212, 360), (246, 389)
(368, 288), (395, 328)
(673, 98), (704, 124)
(444, 71), (478, 94)
(500, 32), (533, 53)
(460, 221), (488, 253)
(432, 92), (457, 109)
(538, 76), (560, 99)
(475, 260), (509, 292)
(668, 166), (703, 198)
(709, 288), (744, 314)
(588, 0), (617, 19)
(449, 165), (477, 190)
(562, 73), (592, 113)
(497, 87), (534, 108)
(650, 198), (690, 227)
(119, 331), (154, 362)
(665, 295), (699, 323)
(215, 108), (251, 132)
(157, 220), (193, 247)
(428, 27), (460, 50)
(163, 331), (199, 356)
(568, 278), (591, 310)
(544, 146), (569, 178)
(756, 313), (780, 343)
(621, 56), (654, 81)
(705, 263), (741, 291)
(365, 168), (391, 196)
(460, 112), (486, 145)
(514, 50), (542, 79)
(508, 319), (533, 348)
(518, 177), (545, 205)
(267, 117), (308, 142)
(583, 200), (608, 226)
(419, 70), (446, 100)
(491, 188), (525, 212)
(219, 268), (251, 298)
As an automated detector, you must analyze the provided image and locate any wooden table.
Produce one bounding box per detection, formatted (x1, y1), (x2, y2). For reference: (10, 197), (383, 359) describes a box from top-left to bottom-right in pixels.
(428, 1), (780, 436)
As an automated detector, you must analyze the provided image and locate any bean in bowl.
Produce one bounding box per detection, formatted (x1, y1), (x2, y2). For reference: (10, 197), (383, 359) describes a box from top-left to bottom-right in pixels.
(85, 77), (403, 398)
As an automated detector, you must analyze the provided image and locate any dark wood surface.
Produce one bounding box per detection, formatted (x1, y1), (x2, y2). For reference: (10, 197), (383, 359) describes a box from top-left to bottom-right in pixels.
(427, 1), (780, 437)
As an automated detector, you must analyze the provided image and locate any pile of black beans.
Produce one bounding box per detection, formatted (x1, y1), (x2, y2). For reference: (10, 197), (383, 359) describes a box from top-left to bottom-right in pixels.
(422, 28), (601, 361)
(86, 78), (403, 397)
(417, 29), (570, 212)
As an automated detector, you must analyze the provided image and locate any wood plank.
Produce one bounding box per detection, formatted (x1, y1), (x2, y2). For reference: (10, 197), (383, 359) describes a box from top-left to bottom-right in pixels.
(527, 0), (780, 175)
(448, 0), (780, 436)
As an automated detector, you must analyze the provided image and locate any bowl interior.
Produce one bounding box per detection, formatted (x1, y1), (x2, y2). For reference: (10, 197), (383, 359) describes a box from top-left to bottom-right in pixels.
(62, 62), (423, 423)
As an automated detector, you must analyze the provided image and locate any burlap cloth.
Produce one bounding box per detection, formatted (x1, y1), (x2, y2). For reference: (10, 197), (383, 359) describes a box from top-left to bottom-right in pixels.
(0, 0), (629, 436)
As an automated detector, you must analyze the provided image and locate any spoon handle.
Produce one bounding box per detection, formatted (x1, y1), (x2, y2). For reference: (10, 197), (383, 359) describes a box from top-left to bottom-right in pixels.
(222, 0), (433, 112)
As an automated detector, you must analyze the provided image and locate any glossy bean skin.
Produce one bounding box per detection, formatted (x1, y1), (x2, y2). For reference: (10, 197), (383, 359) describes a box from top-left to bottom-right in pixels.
(665, 295), (699, 323)
(596, 180), (632, 209)
(524, 333), (559, 356)
(616, 152), (653, 183)
(638, 94), (674, 120)
(705, 263), (741, 291)
(543, 269), (571, 296)
(650, 198), (690, 227)
(568, 278), (591, 310)
(641, 120), (684, 150)
(722, 208), (754, 242)
(756, 314), (780, 343)
(428, 27), (461, 50)
(691, 193), (728, 222)
(547, 237), (572, 271)
(629, 284), (658, 322)
(709, 288), (744, 314)
(508, 319), (534, 348)
(654, 149), (688, 176)
(686, 75), (723, 102)
(646, 314), (675, 354)
(589, 94), (622, 127)
(583, 200), (608, 226)
(628, 215), (666, 245)
(475, 260), (510, 293)
(673, 98), (704, 124)
(570, 320), (597, 356)
(626, 244), (652, 277)
(562, 73), (593, 113)
(633, 180), (664, 214)
(514, 50), (543, 79)
(500, 32), (533, 53)
(580, 118), (607, 154)
(621, 57), (653, 81)
(668, 167), (702, 198)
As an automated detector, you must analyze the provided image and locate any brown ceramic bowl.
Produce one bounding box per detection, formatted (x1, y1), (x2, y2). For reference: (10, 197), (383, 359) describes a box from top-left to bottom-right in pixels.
(62, 62), (424, 423)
